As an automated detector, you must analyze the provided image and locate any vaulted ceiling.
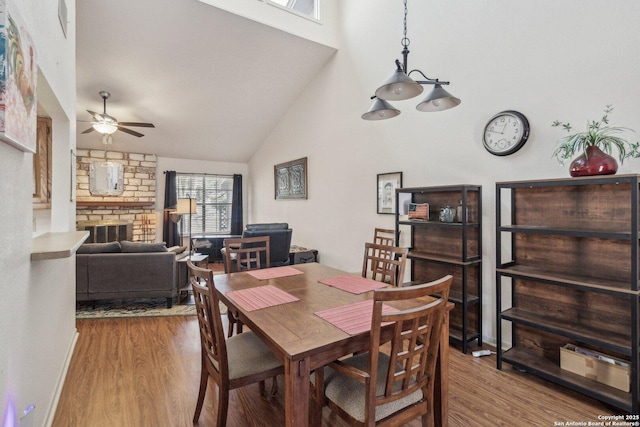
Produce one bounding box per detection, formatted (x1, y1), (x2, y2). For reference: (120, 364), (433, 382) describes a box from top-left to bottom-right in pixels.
(75, 0), (336, 163)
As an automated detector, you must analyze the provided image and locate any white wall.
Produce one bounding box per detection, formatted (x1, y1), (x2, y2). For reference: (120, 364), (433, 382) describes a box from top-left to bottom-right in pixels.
(249, 0), (640, 344)
(1, 0), (76, 426)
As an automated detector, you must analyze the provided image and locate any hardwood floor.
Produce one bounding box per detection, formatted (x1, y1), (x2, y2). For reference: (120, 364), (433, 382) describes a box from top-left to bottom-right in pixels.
(52, 313), (618, 427)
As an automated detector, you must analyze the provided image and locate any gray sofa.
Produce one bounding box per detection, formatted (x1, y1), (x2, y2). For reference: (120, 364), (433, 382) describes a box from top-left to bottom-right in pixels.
(76, 241), (177, 308)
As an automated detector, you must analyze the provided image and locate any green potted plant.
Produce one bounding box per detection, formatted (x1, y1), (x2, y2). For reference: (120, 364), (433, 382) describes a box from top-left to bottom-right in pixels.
(552, 105), (640, 177)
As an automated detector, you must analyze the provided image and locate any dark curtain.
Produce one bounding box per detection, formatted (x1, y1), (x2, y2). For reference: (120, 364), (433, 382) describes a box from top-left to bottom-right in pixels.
(163, 171), (180, 246)
(231, 174), (243, 235)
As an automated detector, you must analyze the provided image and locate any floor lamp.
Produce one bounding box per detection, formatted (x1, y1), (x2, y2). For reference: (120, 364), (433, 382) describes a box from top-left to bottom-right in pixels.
(177, 198), (197, 259)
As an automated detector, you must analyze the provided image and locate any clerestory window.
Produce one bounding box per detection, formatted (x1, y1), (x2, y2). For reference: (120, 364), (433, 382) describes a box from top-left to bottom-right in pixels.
(268, 0), (319, 20)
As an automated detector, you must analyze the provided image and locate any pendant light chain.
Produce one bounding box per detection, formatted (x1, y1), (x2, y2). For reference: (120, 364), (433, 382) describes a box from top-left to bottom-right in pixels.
(401, 0), (410, 50)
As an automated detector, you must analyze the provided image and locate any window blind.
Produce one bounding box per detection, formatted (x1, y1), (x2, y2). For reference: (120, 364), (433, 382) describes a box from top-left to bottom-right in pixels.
(176, 173), (233, 235)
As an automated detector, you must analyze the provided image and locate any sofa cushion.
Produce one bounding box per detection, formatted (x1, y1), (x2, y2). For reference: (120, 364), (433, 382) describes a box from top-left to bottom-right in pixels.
(120, 241), (168, 253)
(77, 241), (122, 254)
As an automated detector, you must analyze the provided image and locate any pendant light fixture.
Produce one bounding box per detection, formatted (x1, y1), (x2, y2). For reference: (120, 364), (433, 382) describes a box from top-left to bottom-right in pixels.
(362, 0), (460, 121)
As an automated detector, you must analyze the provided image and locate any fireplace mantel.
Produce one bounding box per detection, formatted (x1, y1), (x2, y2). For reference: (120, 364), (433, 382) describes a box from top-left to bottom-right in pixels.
(76, 201), (154, 207)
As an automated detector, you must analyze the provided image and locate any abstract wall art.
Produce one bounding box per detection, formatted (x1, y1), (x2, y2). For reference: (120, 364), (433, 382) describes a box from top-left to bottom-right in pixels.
(0, 0), (37, 152)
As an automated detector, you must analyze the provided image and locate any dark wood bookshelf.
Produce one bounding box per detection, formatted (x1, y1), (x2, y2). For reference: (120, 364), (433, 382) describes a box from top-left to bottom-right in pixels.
(496, 175), (640, 413)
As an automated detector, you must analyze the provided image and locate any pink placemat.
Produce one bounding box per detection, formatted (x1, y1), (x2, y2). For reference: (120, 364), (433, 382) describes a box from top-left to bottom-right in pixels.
(225, 285), (299, 311)
(318, 275), (389, 294)
(246, 266), (304, 281)
(314, 300), (397, 335)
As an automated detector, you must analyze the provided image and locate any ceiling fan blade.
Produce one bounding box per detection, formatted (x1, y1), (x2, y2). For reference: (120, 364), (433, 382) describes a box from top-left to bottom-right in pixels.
(81, 127), (95, 134)
(117, 127), (144, 137)
(86, 110), (104, 122)
(118, 122), (155, 128)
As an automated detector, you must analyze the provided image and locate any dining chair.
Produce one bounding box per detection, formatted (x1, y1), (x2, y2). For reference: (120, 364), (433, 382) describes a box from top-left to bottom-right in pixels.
(222, 235), (271, 273)
(373, 228), (396, 246)
(371, 228), (399, 277)
(222, 235), (271, 337)
(311, 275), (453, 427)
(187, 261), (284, 426)
(362, 242), (408, 287)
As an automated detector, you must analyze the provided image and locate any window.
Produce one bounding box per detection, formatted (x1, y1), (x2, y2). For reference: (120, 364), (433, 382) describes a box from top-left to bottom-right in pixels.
(176, 174), (234, 235)
(268, 0), (319, 20)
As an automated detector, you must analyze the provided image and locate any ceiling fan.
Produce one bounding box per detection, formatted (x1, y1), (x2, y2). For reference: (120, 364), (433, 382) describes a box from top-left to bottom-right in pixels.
(81, 91), (155, 144)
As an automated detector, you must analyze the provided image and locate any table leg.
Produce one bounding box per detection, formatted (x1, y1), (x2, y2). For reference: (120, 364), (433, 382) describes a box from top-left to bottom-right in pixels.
(284, 356), (311, 427)
(434, 305), (451, 427)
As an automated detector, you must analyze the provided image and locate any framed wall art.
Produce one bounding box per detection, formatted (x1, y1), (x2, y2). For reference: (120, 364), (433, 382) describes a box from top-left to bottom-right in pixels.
(377, 172), (402, 214)
(275, 157), (307, 200)
(0, 1), (38, 153)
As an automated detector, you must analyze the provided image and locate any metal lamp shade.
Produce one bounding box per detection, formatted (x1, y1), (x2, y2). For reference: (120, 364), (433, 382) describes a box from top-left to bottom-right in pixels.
(375, 68), (424, 101)
(416, 84), (461, 112)
(361, 98), (401, 121)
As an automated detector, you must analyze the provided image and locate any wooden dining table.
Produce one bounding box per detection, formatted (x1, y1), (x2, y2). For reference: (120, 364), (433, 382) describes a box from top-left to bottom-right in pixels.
(213, 262), (451, 427)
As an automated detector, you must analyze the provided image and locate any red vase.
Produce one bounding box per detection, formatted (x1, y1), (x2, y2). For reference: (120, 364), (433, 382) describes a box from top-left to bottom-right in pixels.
(569, 146), (618, 177)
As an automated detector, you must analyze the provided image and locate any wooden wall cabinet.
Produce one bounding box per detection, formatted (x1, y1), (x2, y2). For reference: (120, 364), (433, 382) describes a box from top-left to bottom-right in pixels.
(496, 175), (640, 413)
(395, 185), (482, 353)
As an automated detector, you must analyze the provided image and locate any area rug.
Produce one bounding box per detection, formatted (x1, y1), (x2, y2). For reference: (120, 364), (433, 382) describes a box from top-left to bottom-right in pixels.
(76, 298), (228, 319)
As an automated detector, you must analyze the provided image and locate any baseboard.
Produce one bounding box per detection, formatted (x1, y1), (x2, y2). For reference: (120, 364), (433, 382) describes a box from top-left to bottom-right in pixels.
(43, 329), (79, 427)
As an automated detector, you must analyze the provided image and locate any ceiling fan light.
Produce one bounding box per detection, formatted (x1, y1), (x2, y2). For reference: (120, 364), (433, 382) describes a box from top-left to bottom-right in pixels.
(416, 84), (461, 112)
(361, 98), (401, 121)
(93, 122), (118, 134)
(375, 68), (423, 101)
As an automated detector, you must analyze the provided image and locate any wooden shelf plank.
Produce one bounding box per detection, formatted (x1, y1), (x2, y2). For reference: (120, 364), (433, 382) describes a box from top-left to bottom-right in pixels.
(408, 250), (481, 266)
(501, 308), (631, 354)
(497, 264), (638, 295)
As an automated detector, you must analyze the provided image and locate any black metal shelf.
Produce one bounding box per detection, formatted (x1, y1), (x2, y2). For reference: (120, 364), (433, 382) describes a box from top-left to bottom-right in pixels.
(396, 184), (482, 354)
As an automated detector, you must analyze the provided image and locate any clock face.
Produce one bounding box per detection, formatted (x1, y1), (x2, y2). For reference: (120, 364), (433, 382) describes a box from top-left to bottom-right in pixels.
(483, 111), (530, 156)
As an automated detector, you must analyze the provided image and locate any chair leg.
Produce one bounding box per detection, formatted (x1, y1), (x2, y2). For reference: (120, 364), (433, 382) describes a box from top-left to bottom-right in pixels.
(217, 386), (230, 427)
(227, 310), (244, 337)
(259, 380), (266, 397)
(270, 377), (278, 397)
(192, 367), (208, 423)
(227, 311), (237, 338)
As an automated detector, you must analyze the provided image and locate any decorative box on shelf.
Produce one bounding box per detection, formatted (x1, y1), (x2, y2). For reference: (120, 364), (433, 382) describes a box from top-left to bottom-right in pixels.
(560, 344), (630, 392)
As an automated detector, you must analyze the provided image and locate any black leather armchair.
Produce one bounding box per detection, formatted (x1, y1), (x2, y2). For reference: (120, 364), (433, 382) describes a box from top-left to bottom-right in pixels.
(242, 223), (293, 267)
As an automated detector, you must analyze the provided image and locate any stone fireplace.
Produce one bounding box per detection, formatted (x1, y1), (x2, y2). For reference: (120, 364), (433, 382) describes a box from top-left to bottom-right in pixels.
(75, 150), (158, 242)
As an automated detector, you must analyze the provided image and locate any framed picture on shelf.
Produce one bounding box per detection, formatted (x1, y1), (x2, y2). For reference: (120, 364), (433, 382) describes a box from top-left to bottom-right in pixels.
(275, 157), (308, 200)
(377, 172), (402, 214)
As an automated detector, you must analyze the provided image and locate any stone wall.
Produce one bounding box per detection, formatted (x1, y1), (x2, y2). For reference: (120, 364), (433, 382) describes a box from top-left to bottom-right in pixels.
(75, 150), (157, 242)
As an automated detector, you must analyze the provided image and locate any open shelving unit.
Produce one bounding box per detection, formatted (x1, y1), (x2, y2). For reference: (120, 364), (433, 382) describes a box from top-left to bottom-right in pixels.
(495, 174), (640, 413)
(395, 185), (482, 353)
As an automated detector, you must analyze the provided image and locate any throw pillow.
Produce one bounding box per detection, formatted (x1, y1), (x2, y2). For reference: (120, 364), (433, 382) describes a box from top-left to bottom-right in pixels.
(120, 241), (168, 253)
(167, 245), (187, 254)
(77, 241), (122, 254)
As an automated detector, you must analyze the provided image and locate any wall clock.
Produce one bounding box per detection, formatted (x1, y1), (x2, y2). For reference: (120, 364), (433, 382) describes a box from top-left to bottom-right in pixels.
(482, 110), (530, 156)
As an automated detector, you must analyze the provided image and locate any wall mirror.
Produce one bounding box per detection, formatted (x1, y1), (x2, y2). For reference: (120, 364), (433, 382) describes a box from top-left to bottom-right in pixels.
(90, 161), (124, 195)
